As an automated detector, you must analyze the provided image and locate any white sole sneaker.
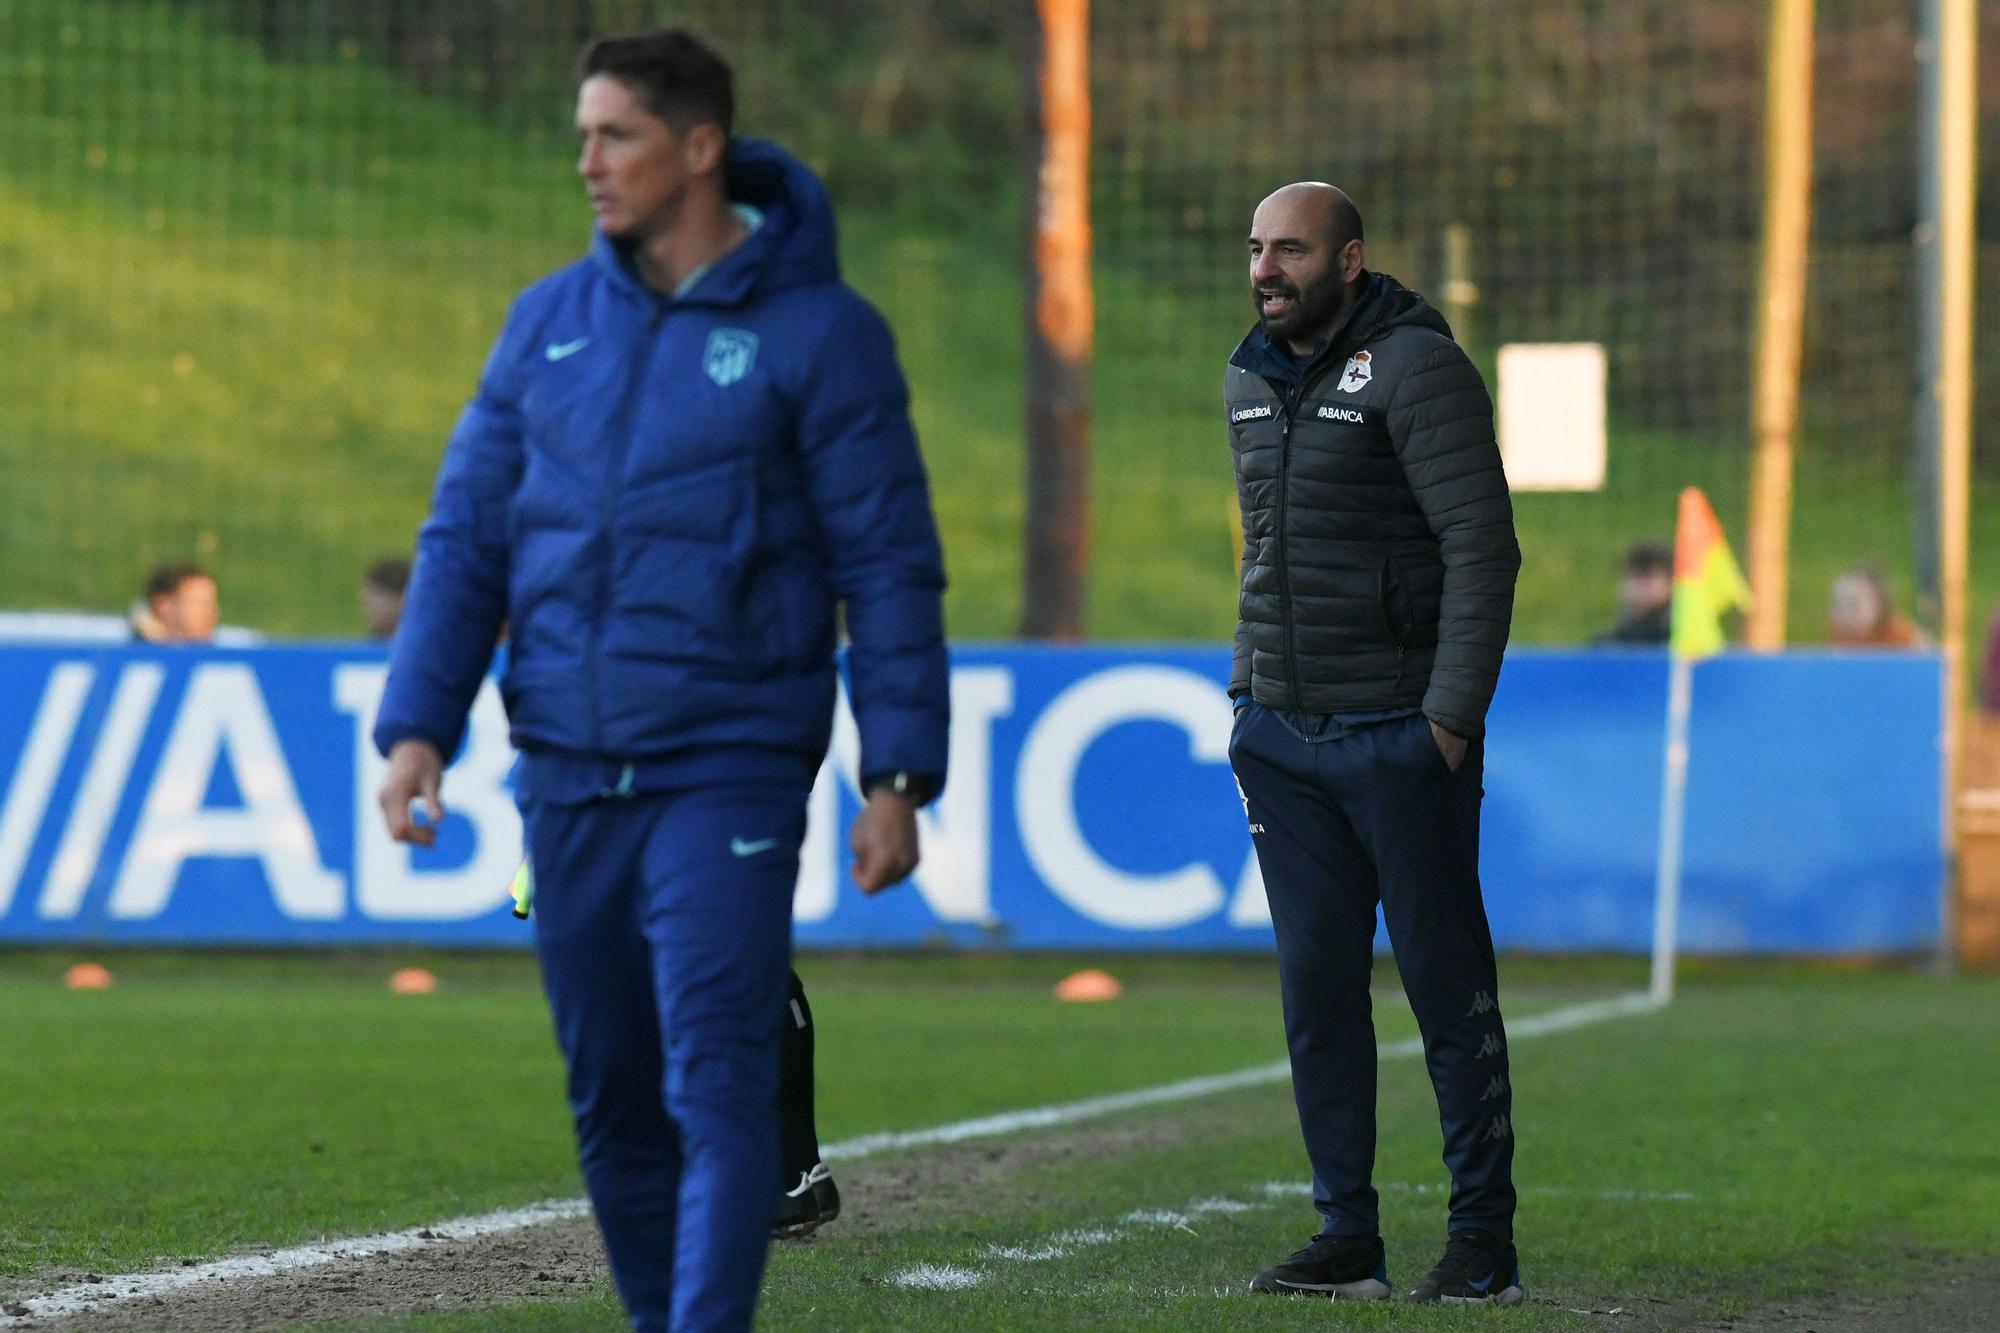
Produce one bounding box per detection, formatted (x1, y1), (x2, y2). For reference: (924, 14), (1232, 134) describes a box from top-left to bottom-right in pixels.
(1250, 1272), (1392, 1300)
(1438, 1283), (1525, 1307)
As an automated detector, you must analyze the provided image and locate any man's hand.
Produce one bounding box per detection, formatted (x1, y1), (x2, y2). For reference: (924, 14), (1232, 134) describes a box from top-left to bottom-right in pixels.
(851, 789), (920, 894)
(1430, 720), (1469, 773)
(379, 740), (446, 846)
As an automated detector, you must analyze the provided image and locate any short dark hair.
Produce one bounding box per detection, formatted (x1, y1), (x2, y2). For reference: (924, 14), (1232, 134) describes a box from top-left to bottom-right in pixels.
(145, 560), (210, 602)
(1622, 540), (1673, 576)
(1330, 194), (1364, 251)
(577, 29), (734, 137)
(364, 555), (411, 595)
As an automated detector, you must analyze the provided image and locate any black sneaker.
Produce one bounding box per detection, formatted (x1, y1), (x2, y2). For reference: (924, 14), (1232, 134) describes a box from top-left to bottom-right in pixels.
(1248, 1232), (1390, 1299)
(773, 1163), (841, 1239)
(1406, 1228), (1524, 1306)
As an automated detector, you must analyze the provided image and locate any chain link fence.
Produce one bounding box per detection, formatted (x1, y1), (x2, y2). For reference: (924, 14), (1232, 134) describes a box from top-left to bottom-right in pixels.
(1, 0), (1995, 647)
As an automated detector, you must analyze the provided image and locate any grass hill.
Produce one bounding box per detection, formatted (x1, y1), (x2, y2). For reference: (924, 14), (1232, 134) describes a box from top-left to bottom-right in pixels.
(2, 0), (1995, 652)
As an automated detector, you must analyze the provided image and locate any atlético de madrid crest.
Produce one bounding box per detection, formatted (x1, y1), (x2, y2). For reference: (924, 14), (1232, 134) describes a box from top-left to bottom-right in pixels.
(703, 328), (759, 387)
(1338, 350), (1373, 393)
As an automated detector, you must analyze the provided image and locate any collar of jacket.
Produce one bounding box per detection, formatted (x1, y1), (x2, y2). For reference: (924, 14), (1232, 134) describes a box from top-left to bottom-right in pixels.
(1228, 269), (1424, 388)
(589, 136), (842, 312)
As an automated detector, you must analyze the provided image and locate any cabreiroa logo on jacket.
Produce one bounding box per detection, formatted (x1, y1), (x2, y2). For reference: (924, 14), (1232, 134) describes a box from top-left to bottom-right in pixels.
(704, 328), (759, 386)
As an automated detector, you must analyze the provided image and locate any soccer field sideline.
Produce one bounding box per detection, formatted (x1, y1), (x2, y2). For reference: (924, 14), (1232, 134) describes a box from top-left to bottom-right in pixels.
(0, 991), (1660, 1327)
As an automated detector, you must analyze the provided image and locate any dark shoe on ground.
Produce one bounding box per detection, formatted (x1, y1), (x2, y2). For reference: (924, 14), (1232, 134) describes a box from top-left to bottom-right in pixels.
(773, 1163), (841, 1239)
(1406, 1227), (1524, 1306)
(1248, 1232), (1390, 1299)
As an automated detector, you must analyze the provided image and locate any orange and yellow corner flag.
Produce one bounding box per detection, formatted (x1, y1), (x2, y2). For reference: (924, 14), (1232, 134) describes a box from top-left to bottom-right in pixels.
(1670, 487), (1752, 660)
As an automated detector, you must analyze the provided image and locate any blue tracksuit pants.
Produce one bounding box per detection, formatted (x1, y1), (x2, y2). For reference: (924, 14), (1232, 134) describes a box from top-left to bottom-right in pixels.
(522, 782), (808, 1333)
(1229, 703), (1517, 1241)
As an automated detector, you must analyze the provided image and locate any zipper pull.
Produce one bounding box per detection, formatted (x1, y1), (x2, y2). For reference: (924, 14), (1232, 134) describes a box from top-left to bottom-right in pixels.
(598, 762), (636, 800)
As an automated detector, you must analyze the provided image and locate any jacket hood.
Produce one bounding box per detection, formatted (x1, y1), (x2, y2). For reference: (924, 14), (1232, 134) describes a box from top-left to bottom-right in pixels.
(589, 137), (840, 308)
(1229, 271), (1450, 384)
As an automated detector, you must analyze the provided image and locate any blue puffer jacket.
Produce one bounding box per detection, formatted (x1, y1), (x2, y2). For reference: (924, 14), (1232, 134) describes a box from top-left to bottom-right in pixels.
(374, 139), (949, 791)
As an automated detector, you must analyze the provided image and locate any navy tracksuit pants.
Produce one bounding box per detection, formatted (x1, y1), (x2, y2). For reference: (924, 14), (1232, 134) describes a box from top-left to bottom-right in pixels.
(1229, 702), (1516, 1240)
(522, 781), (808, 1333)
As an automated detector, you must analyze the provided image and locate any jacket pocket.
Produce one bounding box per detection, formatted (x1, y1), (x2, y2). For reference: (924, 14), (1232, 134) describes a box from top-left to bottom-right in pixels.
(1379, 554), (1415, 646)
(1379, 552), (1440, 650)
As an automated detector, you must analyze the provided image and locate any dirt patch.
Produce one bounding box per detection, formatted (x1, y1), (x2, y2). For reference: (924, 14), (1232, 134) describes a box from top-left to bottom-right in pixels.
(1690, 1259), (2000, 1333)
(1523, 1257), (2000, 1333)
(5, 1112), (1205, 1331)
(27, 1222), (606, 1332)
(831, 1110), (1199, 1238)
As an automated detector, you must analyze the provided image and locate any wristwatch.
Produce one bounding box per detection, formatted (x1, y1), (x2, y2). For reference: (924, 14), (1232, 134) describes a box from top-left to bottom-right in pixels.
(863, 770), (940, 805)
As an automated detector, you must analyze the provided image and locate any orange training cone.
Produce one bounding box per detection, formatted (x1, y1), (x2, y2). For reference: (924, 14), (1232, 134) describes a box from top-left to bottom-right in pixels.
(64, 962), (113, 990)
(1054, 968), (1122, 1002)
(389, 967), (438, 995)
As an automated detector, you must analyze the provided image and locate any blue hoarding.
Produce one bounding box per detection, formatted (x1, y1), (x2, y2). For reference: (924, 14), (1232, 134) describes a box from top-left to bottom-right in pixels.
(0, 644), (1942, 952)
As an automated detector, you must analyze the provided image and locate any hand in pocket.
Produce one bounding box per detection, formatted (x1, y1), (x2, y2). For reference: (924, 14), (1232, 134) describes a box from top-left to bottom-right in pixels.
(1430, 720), (1468, 773)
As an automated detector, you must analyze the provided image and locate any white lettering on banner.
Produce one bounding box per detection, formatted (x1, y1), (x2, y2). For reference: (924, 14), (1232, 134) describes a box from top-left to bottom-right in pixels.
(0, 663), (93, 916)
(334, 667), (522, 921)
(107, 665), (343, 920)
(797, 669), (1014, 924)
(1016, 666), (1259, 930)
(1229, 849), (1271, 927)
(40, 664), (164, 919)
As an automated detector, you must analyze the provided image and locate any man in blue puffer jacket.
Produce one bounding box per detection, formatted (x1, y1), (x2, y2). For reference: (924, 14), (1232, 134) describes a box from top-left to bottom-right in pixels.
(372, 29), (948, 1333)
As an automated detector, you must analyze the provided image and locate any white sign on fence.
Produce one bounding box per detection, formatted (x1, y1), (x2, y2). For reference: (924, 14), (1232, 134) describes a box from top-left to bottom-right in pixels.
(1498, 341), (1607, 492)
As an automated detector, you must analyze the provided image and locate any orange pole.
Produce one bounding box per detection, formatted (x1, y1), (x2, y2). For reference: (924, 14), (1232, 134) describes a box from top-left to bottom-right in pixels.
(1019, 0), (1094, 640)
(1034, 0), (1093, 365)
(1745, 0), (1816, 649)
(1930, 0), (1982, 963)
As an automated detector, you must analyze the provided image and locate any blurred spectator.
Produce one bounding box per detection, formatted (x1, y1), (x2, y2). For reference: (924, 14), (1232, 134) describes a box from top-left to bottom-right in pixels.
(1828, 564), (1926, 648)
(1594, 539), (1674, 645)
(361, 556), (411, 640)
(130, 561), (219, 644)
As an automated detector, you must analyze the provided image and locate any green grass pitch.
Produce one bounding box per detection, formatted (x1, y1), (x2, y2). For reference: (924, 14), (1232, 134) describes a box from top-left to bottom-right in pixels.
(2, 951), (1994, 1329)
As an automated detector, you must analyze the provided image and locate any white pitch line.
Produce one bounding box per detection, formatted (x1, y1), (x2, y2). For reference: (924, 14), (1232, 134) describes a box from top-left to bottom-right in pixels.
(827, 989), (1659, 1160)
(819, 1059), (1294, 1160)
(919, 1163), (1697, 1290)
(913, 1195), (1265, 1287)
(1, 991), (1659, 1326)
(886, 1263), (985, 1291)
(1259, 1179), (1700, 1204)
(0, 1200), (590, 1324)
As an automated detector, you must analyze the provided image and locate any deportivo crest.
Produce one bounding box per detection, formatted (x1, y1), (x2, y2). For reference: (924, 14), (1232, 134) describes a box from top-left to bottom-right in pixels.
(1337, 349), (1373, 393)
(703, 328), (759, 387)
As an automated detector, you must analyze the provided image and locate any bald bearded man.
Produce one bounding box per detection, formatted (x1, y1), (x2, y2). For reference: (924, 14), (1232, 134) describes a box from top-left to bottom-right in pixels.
(1224, 184), (1524, 1305)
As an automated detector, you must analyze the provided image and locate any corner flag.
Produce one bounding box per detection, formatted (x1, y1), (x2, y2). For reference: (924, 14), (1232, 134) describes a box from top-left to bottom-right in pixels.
(1652, 486), (1751, 1004)
(1670, 487), (1752, 660)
